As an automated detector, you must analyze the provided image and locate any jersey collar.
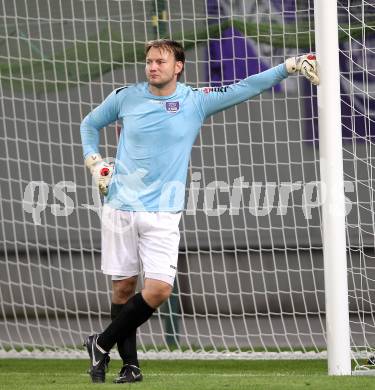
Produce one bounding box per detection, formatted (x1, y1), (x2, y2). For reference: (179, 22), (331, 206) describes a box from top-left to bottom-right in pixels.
(144, 82), (181, 100)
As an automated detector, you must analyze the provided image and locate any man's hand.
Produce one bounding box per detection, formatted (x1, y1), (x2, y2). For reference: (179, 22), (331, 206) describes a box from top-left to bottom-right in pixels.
(285, 54), (319, 85)
(85, 153), (114, 196)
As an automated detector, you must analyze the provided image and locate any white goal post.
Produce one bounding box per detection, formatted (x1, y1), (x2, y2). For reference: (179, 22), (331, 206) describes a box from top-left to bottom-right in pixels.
(315, 0), (351, 375)
(0, 0), (375, 375)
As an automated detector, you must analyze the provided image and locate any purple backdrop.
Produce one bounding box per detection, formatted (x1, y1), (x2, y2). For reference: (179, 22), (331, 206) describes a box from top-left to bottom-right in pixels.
(205, 0), (375, 142)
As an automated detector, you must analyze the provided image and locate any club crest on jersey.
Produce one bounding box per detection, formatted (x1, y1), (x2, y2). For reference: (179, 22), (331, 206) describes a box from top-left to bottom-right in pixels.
(165, 101), (180, 113)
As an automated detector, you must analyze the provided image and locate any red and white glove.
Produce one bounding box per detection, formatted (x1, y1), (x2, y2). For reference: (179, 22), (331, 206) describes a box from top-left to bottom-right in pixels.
(285, 54), (319, 85)
(84, 153), (114, 196)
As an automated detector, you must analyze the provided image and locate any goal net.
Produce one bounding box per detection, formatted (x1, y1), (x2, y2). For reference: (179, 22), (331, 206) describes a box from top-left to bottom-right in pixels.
(0, 0), (374, 363)
(338, 0), (375, 373)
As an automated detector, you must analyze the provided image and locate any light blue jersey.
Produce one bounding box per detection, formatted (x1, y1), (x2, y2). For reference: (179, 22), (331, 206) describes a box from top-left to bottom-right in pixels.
(80, 63), (288, 211)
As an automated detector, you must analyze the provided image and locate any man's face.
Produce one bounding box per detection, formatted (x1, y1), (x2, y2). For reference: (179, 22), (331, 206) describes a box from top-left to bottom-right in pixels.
(145, 47), (182, 88)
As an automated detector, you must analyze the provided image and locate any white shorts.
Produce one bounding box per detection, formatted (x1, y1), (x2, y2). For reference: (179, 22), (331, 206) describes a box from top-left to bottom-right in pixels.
(101, 205), (181, 286)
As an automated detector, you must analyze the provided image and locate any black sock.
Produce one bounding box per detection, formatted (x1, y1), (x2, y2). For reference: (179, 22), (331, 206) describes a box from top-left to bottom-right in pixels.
(111, 303), (139, 367)
(98, 292), (155, 352)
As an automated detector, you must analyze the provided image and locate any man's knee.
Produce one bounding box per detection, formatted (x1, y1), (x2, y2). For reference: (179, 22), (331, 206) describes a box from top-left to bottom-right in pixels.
(142, 279), (173, 308)
(112, 276), (138, 304)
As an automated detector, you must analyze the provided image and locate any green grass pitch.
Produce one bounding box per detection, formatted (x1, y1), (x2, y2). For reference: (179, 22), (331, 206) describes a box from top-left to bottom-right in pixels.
(0, 359), (374, 390)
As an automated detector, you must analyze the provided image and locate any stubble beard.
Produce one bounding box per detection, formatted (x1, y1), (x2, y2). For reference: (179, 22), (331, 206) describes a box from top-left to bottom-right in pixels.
(147, 74), (176, 90)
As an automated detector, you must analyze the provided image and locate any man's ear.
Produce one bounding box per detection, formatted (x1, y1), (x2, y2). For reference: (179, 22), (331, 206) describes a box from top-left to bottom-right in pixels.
(175, 61), (183, 76)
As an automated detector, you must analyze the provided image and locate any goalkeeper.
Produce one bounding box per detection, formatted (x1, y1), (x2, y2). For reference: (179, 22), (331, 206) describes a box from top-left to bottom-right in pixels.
(80, 39), (319, 383)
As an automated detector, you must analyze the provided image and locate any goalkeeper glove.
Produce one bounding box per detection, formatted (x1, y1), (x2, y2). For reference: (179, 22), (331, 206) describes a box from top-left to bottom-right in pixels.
(285, 54), (319, 85)
(84, 153), (114, 196)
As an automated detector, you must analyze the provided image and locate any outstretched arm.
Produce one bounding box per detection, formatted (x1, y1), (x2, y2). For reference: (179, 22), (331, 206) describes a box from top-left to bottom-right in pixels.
(196, 63), (288, 119)
(195, 55), (319, 120)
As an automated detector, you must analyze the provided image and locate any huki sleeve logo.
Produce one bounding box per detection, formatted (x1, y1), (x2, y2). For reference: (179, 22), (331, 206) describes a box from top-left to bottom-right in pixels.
(202, 86), (228, 94)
